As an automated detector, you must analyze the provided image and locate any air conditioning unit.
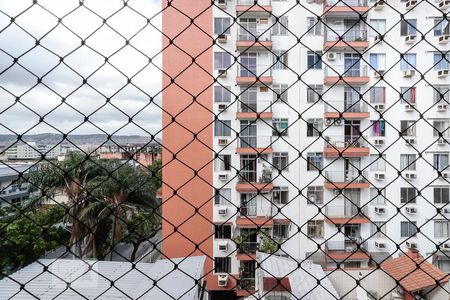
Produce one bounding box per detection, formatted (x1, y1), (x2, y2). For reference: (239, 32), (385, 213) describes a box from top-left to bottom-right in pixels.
(373, 0), (385, 9)
(443, 172), (450, 179)
(218, 138), (229, 146)
(257, 17), (269, 24)
(327, 52), (337, 61)
(218, 241), (228, 251)
(374, 34), (383, 43)
(218, 69), (227, 77)
(403, 69), (415, 77)
(217, 0), (227, 8)
(218, 207), (228, 215)
(404, 35), (416, 44)
(374, 70), (385, 78)
(405, 241), (418, 249)
(218, 274), (228, 287)
(404, 104), (415, 112)
(443, 208), (450, 214)
(404, 172), (417, 180)
(437, 138), (446, 145)
(405, 206), (418, 214)
(375, 240), (387, 249)
(218, 173), (228, 181)
(440, 243), (450, 251)
(437, 104), (449, 111)
(374, 138), (385, 147)
(374, 172), (386, 180)
(405, 137), (416, 145)
(374, 103), (385, 111)
(325, 118), (333, 126)
(334, 118), (343, 126)
(405, 0), (417, 10)
(374, 206), (386, 214)
(217, 34), (227, 43)
(438, 35), (450, 44)
(334, 189), (342, 197)
(218, 104), (227, 111)
(438, 0), (450, 10)
(437, 69), (449, 77)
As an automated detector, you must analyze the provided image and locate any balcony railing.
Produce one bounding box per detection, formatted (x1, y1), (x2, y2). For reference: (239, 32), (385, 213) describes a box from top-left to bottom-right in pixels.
(238, 168), (272, 183)
(237, 241), (259, 253)
(325, 65), (369, 78)
(238, 136), (272, 149)
(237, 100), (272, 113)
(325, 29), (367, 42)
(325, 0), (368, 6)
(325, 239), (368, 253)
(237, 28), (271, 42)
(324, 100), (368, 113)
(238, 277), (256, 291)
(324, 170), (368, 183)
(325, 204), (368, 218)
(324, 135), (368, 148)
(237, 64), (272, 77)
(240, 204), (275, 217)
(237, 0), (271, 5)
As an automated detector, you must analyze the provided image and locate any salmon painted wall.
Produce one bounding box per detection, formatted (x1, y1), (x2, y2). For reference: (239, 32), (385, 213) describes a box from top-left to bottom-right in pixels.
(161, 0), (214, 290)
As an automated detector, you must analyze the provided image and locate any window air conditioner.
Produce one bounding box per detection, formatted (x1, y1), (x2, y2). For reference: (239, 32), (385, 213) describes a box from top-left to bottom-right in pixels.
(405, 0), (417, 10)
(438, 0), (450, 10)
(374, 70), (385, 78)
(334, 118), (343, 126)
(443, 208), (450, 214)
(374, 34), (383, 43)
(218, 207), (228, 215)
(374, 104), (385, 111)
(375, 240), (387, 249)
(325, 118), (334, 126)
(404, 35), (416, 44)
(437, 69), (449, 77)
(327, 52), (337, 61)
(218, 274), (229, 286)
(403, 69), (415, 77)
(374, 172), (386, 180)
(218, 241), (228, 251)
(218, 34), (227, 43)
(440, 242), (450, 250)
(218, 173), (228, 181)
(405, 137), (416, 145)
(437, 138), (446, 145)
(437, 104), (449, 111)
(217, 0), (227, 8)
(374, 138), (385, 147)
(218, 104), (228, 111)
(218, 138), (229, 146)
(438, 35), (450, 44)
(374, 206), (386, 214)
(404, 172), (417, 180)
(406, 241), (418, 249)
(405, 206), (417, 214)
(404, 104), (415, 112)
(373, 0), (385, 9)
(442, 172), (450, 179)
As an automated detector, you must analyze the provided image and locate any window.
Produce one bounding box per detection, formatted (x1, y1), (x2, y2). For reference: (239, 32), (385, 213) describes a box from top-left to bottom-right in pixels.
(307, 51), (322, 69)
(307, 153), (323, 171)
(369, 53), (386, 71)
(400, 187), (416, 204)
(272, 118), (289, 136)
(273, 186), (289, 205)
(272, 16), (288, 35)
(400, 87), (416, 105)
(307, 17), (322, 35)
(214, 52), (232, 69)
(434, 18), (449, 36)
(433, 120), (450, 138)
(307, 84), (323, 103)
(371, 221), (387, 238)
(434, 187), (450, 204)
(400, 54), (416, 71)
(433, 53), (450, 70)
(437, 260), (450, 273)
(307, 118), (323, 137)
(400, 19), (417, 36)
(400, 154), (416, 171)
(372, 120), (386, 137)
(370, 188), (386, 205)
(214, 17), (231, 35)
(370, 87), (386, 104)
(344, 261), (361, 268)
(214, 86), (231, 103)
(215, 225), (232, 239)
(434, 220), (450, 238)
(400, 221), (418, 238)
(273, 223), (289, 239)
(433, 85), (450, 103)
(434, 153), (449, 171)
(272, 84), (288, 102)
(307, 186), (323, 205)
(400, 120), (416, 136)
(215, 188), (231, 205)
(370, 19), (386, 37)
(273, 152), (289, 171)
(307, 220), (324, 238)
(273, 50), (288, 70)
(214, 257), (231, 273)
(215, 154), (231, 171)
(214, 120), (231, 136)
(370, 154), (386, 171)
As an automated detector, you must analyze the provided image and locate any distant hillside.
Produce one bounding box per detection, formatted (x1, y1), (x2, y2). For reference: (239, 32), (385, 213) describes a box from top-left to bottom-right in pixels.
(0, 134), (161, 147)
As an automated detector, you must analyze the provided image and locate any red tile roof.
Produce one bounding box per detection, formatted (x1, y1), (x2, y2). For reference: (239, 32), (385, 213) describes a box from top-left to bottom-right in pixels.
(263, 277), (291, 292)
(381, 251), (448, 292)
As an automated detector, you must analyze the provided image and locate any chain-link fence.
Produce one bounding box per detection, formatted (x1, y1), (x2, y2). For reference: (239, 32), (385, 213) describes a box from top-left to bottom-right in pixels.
(0, 0), (449, 299)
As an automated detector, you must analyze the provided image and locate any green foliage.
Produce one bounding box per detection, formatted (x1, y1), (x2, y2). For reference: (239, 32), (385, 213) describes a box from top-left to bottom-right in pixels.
(0, 206), (69, 275)
(259, 234), (282, 254)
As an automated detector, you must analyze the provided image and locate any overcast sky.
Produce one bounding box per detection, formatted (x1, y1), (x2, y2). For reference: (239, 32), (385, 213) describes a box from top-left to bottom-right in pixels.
(0, 0), (162, 136)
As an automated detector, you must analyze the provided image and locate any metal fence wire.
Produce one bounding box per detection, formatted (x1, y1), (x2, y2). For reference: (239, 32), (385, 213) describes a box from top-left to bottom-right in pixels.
(0, 0), (450, 299)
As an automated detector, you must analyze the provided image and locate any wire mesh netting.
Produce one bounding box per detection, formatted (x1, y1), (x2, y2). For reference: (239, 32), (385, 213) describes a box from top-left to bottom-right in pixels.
(0, 0), (450, 299)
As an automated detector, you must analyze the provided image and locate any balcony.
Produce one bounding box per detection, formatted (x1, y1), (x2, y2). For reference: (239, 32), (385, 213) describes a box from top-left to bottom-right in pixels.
(237, 136), (273, 154)
(324, 170), (369, 189)
(237, 27), (272, 50)
(325, 239), (370, 262)
(324, 136), (370, 157)
(237, 65), (273, 85)
(324, 204), (369, 224)
(324, 65), (369, 85)
(237, 277), (256, 297)
(323, 0), (369, 14)
(324, 100), (369, 119)
(324, 29), (368, 51)
(236, 100), (273, 120)
(236, 0), (272, 13)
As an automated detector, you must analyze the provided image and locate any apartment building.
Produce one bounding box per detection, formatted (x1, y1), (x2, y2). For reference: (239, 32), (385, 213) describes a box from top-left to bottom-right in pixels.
(162, 0), (450, 299)
(4, 142), (63, 160)
(0, 165), (31, 209)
